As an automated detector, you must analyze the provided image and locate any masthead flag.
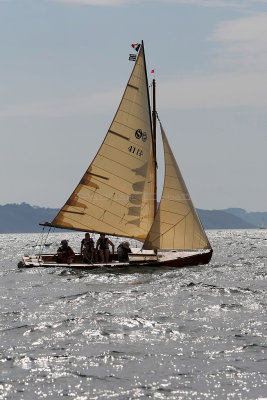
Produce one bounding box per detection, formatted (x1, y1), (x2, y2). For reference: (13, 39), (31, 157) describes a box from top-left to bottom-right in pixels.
(129, 54), (137, 61)
(131, 43), (141, 52)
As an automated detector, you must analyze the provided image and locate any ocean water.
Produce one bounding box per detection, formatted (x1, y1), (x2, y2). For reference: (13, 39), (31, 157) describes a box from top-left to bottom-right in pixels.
(0, 230), (266, 399)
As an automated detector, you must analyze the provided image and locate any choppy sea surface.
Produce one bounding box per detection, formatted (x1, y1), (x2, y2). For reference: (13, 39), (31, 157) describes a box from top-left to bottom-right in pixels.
(0, 230), (266, 399)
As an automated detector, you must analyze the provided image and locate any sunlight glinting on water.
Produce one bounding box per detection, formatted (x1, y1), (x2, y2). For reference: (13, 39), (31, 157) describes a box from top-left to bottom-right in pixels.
(0, 230), (266, 399)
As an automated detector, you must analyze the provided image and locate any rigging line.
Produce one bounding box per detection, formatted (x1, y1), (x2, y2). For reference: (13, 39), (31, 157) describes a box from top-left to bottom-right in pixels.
(38, 227), (51, 261)
(34, 225), (45, 252)
(38, 227), (46, 260)
(34, 231), (45, 275)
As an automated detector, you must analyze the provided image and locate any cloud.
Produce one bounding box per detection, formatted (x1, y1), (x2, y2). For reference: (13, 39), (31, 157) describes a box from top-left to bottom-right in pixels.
(2, 10), (267, 116)
(159, 0), (242, 7)
(159, 71), (267, 109)
(50, 0), (267, 7)
(0, 89), (121, 117)
(52, 0), (135, 5)
(210, 13), (267, 70)
(1, 69), (267, 118)
(159, 13), (267, 110)
(166, 0), (267, 6)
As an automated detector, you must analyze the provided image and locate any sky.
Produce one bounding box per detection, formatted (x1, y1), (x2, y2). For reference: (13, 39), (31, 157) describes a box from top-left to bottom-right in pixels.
(1, 0), (267, 211)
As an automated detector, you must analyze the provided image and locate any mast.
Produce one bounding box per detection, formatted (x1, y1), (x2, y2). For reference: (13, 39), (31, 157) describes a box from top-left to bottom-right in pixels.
(152, 78), (157, 217)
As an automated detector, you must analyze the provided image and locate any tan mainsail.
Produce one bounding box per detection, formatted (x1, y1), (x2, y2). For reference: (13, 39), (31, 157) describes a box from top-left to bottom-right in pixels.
(51, 44), (155, 241)
(143, 124), (211, 250)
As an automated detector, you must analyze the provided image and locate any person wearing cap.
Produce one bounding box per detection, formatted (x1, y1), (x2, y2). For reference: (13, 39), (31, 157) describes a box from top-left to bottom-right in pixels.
(117, 241), (131, 262)
(57, 240), (75, 264)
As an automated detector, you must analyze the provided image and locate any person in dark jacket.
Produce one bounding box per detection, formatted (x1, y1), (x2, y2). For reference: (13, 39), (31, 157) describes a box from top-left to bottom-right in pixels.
(57, 240), (75, 264)
(117, 241), (131, 262)
(96, 233), (114, 263)
(82, 241), (94, 264)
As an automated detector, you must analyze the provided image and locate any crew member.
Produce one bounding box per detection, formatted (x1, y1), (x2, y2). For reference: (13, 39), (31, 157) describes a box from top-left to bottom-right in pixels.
(96, 233), (114, 263)
(57, 240), (75, 264)
(117, 241), (131, 262)
(80, 232), (96, 261)
(82, 241), (94, 264)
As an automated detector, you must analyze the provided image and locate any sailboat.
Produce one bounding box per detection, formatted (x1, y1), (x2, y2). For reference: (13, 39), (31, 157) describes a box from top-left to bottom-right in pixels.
(19, 42), (212, 269)
(260, 221), (266, 229)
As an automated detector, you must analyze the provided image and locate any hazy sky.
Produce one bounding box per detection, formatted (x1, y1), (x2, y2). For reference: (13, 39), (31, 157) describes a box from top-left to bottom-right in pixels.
(1, 0), (267, 211)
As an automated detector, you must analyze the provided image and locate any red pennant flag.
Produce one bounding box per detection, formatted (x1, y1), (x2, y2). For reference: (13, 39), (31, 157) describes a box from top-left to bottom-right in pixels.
(131, 43), (141, 52)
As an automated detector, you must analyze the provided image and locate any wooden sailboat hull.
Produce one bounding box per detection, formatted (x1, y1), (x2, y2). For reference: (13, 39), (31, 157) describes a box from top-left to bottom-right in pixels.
(18, 250), (212, 270)
(156, 249), (212, 268)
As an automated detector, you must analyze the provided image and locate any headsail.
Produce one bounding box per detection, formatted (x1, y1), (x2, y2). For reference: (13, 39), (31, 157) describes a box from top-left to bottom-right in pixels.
(50, 43), (155, 241)
(143, 123), (211, 250)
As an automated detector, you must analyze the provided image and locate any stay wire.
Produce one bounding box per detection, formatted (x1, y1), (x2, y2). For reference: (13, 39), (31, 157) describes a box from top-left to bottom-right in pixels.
(38, 227), (51, 260)
(34, 226), (45, 251)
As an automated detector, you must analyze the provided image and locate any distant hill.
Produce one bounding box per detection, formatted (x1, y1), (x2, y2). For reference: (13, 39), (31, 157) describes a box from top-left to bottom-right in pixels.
(223, 208), (267, 229)
(0, 203), (263, 233)
(0, 203), (59, 233)
(197, 209), (256, 230)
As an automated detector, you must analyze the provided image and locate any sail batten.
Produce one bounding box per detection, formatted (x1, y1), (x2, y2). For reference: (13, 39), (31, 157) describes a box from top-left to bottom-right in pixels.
(61, 210), (85, 215)
(50, 43), (155, 241)
(127, 84), (139, 90)
(143, 124), (211, 251)
(109, 131), (129, 140)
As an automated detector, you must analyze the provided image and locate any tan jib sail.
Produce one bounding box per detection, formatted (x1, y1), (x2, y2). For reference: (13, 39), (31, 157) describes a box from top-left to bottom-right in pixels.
(50, 43), (155, 242)
(143, 124), (211, 250)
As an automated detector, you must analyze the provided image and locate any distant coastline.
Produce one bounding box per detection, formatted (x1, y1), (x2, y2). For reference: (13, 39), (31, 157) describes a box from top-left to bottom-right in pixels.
(0, 203), (266, 233)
